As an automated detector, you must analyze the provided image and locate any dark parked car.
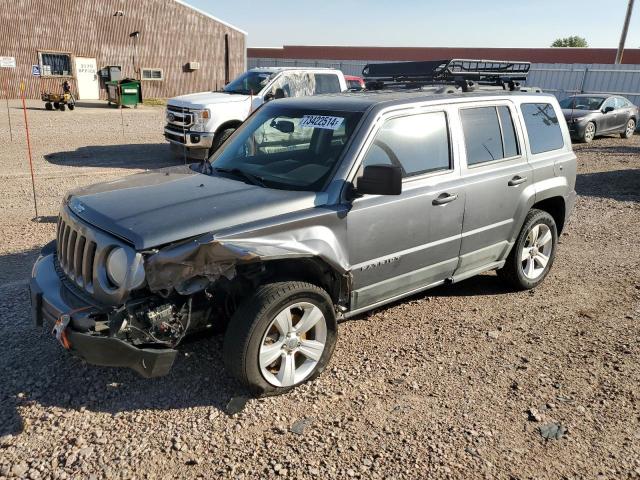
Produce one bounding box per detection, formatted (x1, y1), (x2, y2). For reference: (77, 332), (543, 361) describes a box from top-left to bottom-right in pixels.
(560, 94), (638, 143)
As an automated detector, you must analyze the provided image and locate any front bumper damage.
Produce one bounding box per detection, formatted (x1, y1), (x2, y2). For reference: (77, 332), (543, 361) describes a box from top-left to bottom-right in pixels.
(30, 252), (177, 378)
(31, 225), (351, 378)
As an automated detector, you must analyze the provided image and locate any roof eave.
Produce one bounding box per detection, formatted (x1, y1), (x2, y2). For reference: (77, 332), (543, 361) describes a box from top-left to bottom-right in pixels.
(173, 0), (248, 35)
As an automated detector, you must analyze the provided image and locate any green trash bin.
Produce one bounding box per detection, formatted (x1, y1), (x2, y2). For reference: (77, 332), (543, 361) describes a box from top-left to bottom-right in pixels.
(106, 79), (142, 107)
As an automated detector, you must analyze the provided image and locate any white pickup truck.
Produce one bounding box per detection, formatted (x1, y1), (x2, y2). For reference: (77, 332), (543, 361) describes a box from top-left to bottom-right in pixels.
(164, 67), (348, 159)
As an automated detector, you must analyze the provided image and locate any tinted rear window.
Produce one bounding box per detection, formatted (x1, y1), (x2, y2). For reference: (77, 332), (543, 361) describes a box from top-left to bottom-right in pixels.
(461, 107), (503, 165)
(498, 106), (519, 158)
(521, 103), (564, 154)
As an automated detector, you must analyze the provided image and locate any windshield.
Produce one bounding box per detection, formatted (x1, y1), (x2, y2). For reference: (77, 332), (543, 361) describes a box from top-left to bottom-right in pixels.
(210, 105), (363, 191)
(223, 71), (274, 95)
(559, 96), (605, 111)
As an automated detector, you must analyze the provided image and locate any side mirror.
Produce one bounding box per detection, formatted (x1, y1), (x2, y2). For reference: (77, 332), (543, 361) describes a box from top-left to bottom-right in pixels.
(356, 165), (402, 196)
(264, 92), (274, 102)
(274, 88), (286, 99)
(603, 106), (614, 113)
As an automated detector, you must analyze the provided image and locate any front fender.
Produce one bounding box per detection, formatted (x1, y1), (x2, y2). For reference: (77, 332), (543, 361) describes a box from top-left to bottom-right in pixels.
(144, 225), (349, 295)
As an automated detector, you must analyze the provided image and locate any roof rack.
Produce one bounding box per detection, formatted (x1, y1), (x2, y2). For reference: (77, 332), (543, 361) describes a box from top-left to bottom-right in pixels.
(362, 59), (532, 92)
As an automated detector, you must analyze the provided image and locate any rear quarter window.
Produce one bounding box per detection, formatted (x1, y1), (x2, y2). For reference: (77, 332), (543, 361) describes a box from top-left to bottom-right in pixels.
(521, 103), (564, 154)
(314, 74), (342, 94)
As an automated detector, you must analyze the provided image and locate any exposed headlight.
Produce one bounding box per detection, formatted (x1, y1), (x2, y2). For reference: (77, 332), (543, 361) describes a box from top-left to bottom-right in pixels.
(106, 248), (145, 289)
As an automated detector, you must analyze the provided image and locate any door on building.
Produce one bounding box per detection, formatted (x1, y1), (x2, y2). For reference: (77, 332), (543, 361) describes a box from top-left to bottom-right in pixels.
(74, 57), (99, 100)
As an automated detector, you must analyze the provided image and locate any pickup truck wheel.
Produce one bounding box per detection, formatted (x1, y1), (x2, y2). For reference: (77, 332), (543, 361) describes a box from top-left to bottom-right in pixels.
(223, 282), (337, 396)
(209, 128), (235, 156)
(498, 209), (558, 290)
(621, 119), (635, 139)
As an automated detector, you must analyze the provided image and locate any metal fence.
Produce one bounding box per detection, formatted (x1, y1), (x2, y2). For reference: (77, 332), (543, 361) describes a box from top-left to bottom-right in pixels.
(248, 57), (640, 105)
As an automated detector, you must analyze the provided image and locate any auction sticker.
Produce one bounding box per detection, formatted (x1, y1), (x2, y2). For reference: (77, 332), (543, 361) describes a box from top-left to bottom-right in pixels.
(300, 115), (344, 130)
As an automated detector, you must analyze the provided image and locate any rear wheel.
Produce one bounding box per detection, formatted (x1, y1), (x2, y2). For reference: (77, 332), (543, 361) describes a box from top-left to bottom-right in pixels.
(68, 103), (75, 111)
(621, 118), (635, 139)
(53, 102), (60, 110)
(208, 128), (235, 156)
(45, 102), (53, 110)
(581, 121), (596, 143)
(223, 281), (337, 396)
(498, 209), (558, 290)
(59, 104), (66, 111)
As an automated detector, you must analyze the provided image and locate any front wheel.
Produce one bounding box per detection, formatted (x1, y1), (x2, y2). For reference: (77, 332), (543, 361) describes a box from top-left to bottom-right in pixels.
(208, 128), (235, 157)
(223, 282), (337, 396)
(498, 209), (558, 290)
(621, 118), (635, 139)
(581, 121), (596, 143)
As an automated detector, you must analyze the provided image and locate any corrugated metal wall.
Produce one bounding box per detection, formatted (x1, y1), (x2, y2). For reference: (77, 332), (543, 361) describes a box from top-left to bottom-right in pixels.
(529, 63), (640, 106)
(0, 0), (246, 100)
(249, 58), (640, 105)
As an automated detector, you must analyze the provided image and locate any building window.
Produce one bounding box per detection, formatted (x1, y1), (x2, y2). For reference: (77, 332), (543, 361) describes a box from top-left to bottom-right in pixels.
(40, 52), (72, 76)
(142, 68), (163, 81)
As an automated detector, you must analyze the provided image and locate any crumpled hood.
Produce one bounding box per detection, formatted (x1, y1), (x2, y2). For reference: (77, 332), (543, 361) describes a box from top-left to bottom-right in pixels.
(66, 165), (320, 250)
(562, 108), (594, 121)
(168, 91), (250, 108)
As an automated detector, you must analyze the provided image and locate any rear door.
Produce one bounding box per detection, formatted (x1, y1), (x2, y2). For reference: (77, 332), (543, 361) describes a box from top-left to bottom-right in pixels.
(613, 97), (631, 131)
(347, 107), (465, 310)
(455, 102), (533, 277)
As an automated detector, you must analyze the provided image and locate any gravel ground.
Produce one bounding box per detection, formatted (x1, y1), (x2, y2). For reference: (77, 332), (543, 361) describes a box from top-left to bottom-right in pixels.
(0, 101), (638, 479)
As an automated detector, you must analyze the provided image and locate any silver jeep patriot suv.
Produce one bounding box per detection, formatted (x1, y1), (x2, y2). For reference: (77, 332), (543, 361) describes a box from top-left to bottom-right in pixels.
(31, 60), (576, 395)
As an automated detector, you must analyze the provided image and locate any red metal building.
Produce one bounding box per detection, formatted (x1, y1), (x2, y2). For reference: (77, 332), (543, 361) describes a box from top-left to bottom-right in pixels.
(248, 45), (640, 65)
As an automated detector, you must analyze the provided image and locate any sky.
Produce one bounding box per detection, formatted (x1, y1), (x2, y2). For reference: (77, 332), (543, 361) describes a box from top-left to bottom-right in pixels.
(188, 0), (639, 49)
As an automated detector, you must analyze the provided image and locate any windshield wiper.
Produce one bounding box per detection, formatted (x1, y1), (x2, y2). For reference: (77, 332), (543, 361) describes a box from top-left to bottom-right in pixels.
(214, 167), (266, 187)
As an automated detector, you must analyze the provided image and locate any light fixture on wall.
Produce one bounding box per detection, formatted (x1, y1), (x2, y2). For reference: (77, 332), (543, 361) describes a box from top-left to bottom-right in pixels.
(113, 10), (124, 16)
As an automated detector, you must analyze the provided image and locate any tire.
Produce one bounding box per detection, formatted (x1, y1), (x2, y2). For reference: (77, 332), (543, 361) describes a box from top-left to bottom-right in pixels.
(59, 104), (66, 111)
(68, 103), (75, 111)
(581, 121), (595, 143)
(208, 128), (235, 156)
(498, 209), (558, 290)
(621, 118), (635, 139)
(223, 281), (337, 396)
(53, 102), (60, 110)
(45, 102), (53, 110)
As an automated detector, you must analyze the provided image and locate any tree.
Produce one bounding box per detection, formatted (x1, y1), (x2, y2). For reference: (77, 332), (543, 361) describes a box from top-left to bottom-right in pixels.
(551, 36), (589, 47)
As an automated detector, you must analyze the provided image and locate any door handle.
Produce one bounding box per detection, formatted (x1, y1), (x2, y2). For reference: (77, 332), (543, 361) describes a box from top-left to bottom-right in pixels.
(433, 193), (458, 205)
(508, 176), (527, 186)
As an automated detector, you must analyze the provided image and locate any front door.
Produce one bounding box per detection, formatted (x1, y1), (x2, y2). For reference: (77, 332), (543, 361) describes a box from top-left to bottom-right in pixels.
(347, 108), (465, 311)
(74, 57), (99, 100)
(599, 97), (618, 133)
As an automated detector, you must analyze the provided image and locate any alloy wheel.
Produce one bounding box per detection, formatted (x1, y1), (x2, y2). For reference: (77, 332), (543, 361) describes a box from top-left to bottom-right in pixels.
(259, 302), (327, 387)
(626, 120), (635, 137)
(584, 123), (595, 142)
(521, 224), (553, 280)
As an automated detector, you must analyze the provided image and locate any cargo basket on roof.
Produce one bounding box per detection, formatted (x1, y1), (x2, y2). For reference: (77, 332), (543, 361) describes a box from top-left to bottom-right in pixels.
(363, 59), (532, 92)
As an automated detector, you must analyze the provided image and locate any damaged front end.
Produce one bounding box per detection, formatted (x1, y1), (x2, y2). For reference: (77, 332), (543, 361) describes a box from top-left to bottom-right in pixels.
(32, 219), (351, 378)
